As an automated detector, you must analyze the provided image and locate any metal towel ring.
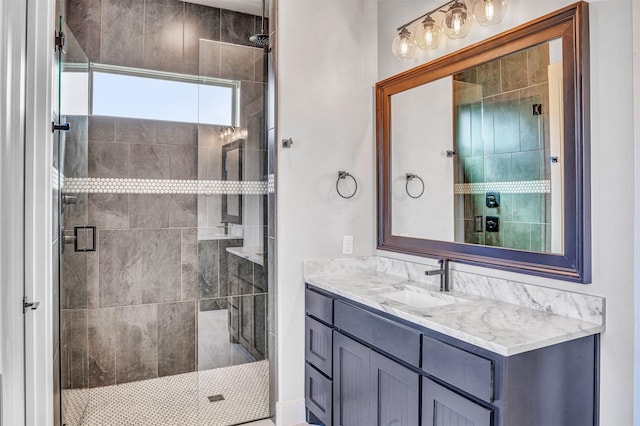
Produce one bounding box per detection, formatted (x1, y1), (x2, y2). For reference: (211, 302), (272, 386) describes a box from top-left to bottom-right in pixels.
(336, 171), (358, 199)
(405, 173), (425, 199)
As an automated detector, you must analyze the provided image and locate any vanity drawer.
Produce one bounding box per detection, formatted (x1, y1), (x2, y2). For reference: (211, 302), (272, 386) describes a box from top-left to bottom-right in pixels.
(305, 363), (332, 426)
(306, 288), (334, 325)
(422, 335), (494, 402)
(334, 300), (421, 367)
(305, 316), (333, 377)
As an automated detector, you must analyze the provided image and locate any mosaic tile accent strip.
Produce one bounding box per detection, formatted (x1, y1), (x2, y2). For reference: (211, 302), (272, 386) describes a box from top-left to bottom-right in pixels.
(267, 173), (274, 194)
(64, 361), (269, 426)
(52, 167), (61, 190)
(454, 180), (551, 194)
(63, 178), (268, 195)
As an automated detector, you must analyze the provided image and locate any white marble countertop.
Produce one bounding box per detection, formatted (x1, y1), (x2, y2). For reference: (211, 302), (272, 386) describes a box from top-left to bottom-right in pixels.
(227, 246), (264, 266)
(305, 257), (605, 357)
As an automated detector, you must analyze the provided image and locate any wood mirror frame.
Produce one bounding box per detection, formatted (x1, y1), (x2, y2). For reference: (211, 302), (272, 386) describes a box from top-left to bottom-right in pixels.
(376, 2), (591, 283)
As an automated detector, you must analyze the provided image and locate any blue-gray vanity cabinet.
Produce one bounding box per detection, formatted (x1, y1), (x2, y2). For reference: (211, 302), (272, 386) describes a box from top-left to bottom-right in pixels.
(422, 377), (492, 426)
(332, 331), (419, 426)
(304, 284), (598, 426)
(370, 349), (420, 426)
(332, 332), (371, 426)
(305, 287), (335, 426)
(306, 362), (333, 426)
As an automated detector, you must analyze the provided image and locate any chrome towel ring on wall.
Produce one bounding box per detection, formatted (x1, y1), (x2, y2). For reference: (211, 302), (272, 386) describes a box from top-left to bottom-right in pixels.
(336, 171), (358, 199)
(405, 173), (425, 199)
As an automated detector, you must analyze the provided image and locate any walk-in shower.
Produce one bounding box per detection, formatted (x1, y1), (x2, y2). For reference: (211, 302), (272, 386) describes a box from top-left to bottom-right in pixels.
(54, 1), (272, 424)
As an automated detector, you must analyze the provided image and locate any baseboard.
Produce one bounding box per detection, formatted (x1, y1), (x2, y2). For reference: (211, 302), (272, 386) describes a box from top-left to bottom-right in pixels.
(275, 398), (306, 426)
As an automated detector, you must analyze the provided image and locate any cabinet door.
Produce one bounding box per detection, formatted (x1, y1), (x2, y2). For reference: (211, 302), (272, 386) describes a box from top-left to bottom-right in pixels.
(333, 332), (370, 426)
(370, 351), (419, 426)
(422, 378), (493, 426)
(239, 293), (254, 351)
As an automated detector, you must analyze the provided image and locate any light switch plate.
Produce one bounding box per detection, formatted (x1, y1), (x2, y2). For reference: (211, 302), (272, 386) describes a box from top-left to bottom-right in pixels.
(342, 235), (353, 254)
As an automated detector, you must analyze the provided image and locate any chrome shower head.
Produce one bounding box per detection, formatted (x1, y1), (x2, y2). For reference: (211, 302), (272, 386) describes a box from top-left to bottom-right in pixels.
(250, 0), (269, 48)
(249, 33), (269, 48)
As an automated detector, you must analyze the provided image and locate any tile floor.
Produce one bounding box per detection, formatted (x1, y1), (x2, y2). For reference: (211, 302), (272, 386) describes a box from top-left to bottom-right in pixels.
(198, 309), (255, 370)
(63, 361), (269, 426)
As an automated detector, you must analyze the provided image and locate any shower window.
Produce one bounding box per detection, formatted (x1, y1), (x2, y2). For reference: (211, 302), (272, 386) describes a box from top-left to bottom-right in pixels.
(91, 64), (239, 126)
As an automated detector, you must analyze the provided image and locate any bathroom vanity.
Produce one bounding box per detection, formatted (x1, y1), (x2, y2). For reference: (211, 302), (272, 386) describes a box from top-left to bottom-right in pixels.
(227, 246), (267, 361)
(303, 256), (604, 426)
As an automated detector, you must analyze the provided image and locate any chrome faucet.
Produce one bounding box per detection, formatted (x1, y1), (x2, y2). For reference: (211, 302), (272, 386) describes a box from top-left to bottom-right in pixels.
(425, 259), (450, 292)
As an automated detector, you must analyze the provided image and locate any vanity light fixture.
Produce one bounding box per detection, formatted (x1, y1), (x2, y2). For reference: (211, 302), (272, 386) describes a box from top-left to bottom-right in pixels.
(472, 0), (507, 26)
(392, 27), (417, 60)
(392, 0), (507, 59)
(443, 1), (472, 39)
(415, 16), (443, 50)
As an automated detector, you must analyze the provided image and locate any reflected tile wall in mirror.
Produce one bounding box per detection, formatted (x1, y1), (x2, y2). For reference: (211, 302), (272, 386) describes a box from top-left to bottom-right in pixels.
(453, 41), (558, 254)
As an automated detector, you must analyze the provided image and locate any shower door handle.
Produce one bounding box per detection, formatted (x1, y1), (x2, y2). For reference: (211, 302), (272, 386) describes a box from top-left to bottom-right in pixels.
(61, 225), (97, 253)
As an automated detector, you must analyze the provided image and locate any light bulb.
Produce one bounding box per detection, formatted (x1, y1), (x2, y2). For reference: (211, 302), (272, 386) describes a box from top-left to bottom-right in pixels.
(443, 1), (472, 39)
(472, 0), (507, 26)
(392, 27), (416, 59)
(452, 12), (462, 34)
(415, 16), (443, 50)
(484, 1), (494, 20)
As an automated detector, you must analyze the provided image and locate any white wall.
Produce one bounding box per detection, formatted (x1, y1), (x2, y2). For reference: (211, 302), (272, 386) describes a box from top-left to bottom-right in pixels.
(391, 77), (455, 240)
(377, 1), (635, 424)
(276, 0), (378, 421)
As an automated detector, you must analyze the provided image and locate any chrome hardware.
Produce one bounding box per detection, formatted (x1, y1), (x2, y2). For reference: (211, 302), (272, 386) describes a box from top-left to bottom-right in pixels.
(446, 150), (456, 157)
(282, 138), (294, 148)
(425, 259), (450, 292)
(23, 297), (40, 313)
(336, 171), (358, 199)
(405, 173), (425, 199)
(62, 194), (77, 205)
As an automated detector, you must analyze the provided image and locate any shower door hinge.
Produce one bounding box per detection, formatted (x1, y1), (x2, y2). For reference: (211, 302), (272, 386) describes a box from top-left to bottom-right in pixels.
(52, 121), (71, 132)
(55, 30), (65, 53)
(23, 297), (40, 314)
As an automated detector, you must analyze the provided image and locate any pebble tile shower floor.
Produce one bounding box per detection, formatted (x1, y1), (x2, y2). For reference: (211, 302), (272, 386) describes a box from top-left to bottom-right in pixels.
(62, 361), (269, 426)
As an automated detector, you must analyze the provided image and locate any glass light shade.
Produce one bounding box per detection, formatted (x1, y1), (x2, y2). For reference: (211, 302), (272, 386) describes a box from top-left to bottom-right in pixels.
(415, 16), (443, 50)
(392, 27), (417, 59)
(443, 1), (473, 39)
(472, 0), (507, 26)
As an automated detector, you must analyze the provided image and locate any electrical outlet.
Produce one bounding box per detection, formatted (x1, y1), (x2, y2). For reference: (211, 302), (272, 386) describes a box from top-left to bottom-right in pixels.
(342, 235), (353, 255)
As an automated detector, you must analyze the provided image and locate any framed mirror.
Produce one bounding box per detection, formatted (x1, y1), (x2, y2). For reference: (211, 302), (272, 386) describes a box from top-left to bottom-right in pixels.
(222, 139), (244, 224)
(376, 2), (591, 283)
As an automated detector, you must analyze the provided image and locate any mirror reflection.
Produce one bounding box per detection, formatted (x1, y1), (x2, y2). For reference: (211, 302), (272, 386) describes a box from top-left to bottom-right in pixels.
(222, 139), (244, 224)
(391, 39), (564, 254)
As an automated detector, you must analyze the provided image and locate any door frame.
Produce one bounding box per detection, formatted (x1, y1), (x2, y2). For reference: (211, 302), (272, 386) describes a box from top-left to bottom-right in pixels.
(24, 0), (57, 424)
(0, 0), (28, 423)
(0, 0), (60, 425)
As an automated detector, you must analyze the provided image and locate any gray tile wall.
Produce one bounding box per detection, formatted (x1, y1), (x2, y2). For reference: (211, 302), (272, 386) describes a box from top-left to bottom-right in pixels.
(62, 0), (268, 390)
(454, 43), (552, 252)
(66, 0), (267, 67)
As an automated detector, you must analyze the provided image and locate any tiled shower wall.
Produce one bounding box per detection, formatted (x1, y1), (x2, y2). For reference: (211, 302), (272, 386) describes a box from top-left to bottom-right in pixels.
(454, 43), (551, 252)
(62, 0), (266, 390)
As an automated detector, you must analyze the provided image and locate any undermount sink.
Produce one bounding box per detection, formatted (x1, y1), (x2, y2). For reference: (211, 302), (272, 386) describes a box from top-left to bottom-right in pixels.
(378, 286), (463, 309)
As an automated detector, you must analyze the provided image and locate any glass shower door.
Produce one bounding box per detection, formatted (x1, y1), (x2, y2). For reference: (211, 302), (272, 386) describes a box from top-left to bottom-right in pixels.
(56, 17), (92, 426)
